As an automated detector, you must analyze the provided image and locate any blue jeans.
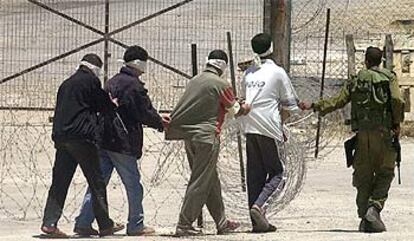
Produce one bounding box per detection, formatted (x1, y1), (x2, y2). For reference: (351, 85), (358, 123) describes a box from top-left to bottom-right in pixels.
(74, 149), (144, 233)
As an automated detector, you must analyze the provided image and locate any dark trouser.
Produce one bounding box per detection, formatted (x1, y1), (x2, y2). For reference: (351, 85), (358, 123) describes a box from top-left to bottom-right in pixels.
(42, 140), (113, 230)
(246, 134), (285, 209)
(177, 138), (227, 230)
(352, 130), (395, 218)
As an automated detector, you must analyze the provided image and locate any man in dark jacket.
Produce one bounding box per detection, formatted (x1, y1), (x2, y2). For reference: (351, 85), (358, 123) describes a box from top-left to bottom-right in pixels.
(74, 46), (167, 236)
(41, 54), (124, 238)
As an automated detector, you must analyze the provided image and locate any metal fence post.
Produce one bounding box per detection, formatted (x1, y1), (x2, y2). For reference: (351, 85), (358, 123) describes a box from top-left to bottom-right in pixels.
(315, 8), (331, 158)
(263, 0), (272, 35)
(271, 0), (292, 72)
(343, 34), (356, 124)
(384, 34), (394, 71)
(227, 32), (247, 192)
(104, 0), (110, 83)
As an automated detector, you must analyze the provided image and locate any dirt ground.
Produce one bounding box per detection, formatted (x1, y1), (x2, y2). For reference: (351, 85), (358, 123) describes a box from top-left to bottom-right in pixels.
(0, 141), (412, 241)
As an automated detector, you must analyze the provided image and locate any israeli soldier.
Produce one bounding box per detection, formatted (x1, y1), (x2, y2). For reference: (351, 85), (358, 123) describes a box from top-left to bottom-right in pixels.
(300, 47), (404, 232)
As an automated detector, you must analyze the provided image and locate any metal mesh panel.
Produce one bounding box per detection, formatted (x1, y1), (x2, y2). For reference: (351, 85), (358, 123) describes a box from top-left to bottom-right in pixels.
(291, 0), (414, 79)
(0, 0), (262, 110)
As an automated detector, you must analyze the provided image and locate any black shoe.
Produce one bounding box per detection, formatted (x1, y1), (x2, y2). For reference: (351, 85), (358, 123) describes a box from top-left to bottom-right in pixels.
(250, 206), (269, 232)
(267, 224), (277, 232)
(99, 222), (125, 237)
(365, 206), (386, 232)
(253, 223), (277, 233)
(73, 226), (99, 236)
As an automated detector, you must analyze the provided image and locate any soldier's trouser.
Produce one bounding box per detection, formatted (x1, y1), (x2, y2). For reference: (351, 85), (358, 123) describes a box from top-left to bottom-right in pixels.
(177, 138), (227, 230)
(352, 130), (396, 218)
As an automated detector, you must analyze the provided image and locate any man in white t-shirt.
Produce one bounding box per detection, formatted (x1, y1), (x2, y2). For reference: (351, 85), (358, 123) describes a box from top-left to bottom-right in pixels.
(240, 33), (299, 233)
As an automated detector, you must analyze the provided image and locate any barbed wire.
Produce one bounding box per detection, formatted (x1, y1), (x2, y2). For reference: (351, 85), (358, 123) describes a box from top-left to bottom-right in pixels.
(291, 0), (326, 34)
(1, 0), (413, 232)
(0, 74), (347, 228)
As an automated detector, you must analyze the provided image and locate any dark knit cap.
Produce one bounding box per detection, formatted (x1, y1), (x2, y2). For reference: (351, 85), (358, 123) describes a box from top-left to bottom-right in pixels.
(251, 33), (272, 55)
(123, 45), (149, 62)
(81, 53), (103, 68)
(365, 46), (383, 66)
(208, 49), (228, 63)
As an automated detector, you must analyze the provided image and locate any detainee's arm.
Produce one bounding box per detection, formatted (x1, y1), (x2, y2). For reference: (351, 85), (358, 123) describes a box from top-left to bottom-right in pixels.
(313, 80), (351, 116)
(279, 70), (300, 112)
(278, 70), (300, 122)
(219, 85), (249, 117)
(220, 86), (240, 117)
(131, 85), (163, 130)
(91, 77), (116, 113)
(240, 74), (247, 101)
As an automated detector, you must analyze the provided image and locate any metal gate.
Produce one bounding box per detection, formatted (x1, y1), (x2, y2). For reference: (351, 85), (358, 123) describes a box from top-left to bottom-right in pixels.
(0, 0), (263, 111)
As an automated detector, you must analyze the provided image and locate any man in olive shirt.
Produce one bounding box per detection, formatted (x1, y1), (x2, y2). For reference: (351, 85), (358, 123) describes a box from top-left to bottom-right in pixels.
(166, 50), (250, 236)
(300, 47), (404, 232)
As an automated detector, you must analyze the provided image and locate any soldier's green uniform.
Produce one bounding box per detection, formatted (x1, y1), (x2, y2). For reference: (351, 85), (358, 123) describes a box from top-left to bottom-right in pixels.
(313, 66), (404, 219)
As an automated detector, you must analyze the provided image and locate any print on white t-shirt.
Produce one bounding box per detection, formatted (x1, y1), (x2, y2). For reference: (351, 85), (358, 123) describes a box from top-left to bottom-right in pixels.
(240, 59), (299, 142)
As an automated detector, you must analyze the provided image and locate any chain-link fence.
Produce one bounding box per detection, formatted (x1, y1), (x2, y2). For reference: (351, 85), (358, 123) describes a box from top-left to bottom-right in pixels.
(290, 0), (414, 160)
(291, 0), (414, 80)
(0, 0), (262, 110)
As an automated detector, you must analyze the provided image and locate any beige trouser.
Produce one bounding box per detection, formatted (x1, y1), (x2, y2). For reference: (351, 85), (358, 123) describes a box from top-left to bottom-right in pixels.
(177, 138), (227, 230)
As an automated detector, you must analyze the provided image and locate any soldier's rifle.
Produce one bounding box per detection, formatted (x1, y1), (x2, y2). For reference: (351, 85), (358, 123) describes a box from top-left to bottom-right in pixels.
(393, 136), (402, 184)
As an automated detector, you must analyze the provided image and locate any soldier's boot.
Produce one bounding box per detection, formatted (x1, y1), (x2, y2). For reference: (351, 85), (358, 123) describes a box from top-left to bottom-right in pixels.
(358, 218), (373, 233)
(358, 219), (367, 232)
(365, 206), (386, 232)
